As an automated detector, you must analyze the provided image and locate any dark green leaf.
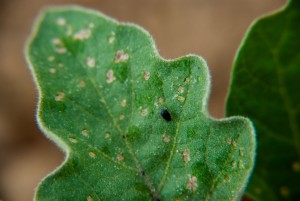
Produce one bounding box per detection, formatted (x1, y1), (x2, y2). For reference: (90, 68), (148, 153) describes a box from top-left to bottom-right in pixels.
(226, 1), (300, 200)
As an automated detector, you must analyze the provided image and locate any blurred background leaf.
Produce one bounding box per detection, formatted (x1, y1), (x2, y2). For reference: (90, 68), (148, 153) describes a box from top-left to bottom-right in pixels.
(226, 0), (300, 200)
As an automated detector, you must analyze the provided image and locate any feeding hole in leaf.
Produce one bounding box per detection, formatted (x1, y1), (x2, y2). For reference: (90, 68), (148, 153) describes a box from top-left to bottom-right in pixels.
(160, 109), (171, 121)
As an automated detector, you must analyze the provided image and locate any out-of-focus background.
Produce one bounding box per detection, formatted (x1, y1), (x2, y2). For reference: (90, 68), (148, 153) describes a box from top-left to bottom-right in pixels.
(0, 0), (286, 200)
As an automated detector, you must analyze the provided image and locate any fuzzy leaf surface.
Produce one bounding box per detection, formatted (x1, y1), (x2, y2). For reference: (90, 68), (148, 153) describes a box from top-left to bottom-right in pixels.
(226, 1), (300, 200)
(27, 6), (255, 201)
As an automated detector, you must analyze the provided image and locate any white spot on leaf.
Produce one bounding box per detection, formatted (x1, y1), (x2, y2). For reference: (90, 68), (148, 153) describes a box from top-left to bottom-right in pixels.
(226, 137), (232, 145)
(105, 132), (110, 139)
(119, 114), (125, 120)
(114, 50), (129, 63)
(143, 71), (150, 80)
(55, 47), (67, 54)
(182, 149), (190, 164)
(55, 92), (65, 101)
(117, 154), (124, 161)
(186, 176), (197, 191)
(86, 57), (95, 68)
(49, 68), (56, 74)
(56, 18), (66, 26)
(78, 80), (86, 87)
(163, 136), (170, 143)
(106, 69), (116, 84)
(121, 99), (127, 107)
(232, 140), (237, 148)
(66, 25), (73, 36)
(89, 151), (96, 158)
(239, 148), (244, 156)
(184, 77), (190, 84)
(231, 161), (236, 168)
(108, 32), (115, 44)
(74, 29), (91, 40)
(238, 160), (244, 169)
(140, 108), (148, 116)
(178, 86), (184, 94)
(158, 97), (164, 105)
(48, 56), (55, 61)
(225, 176), (231, 182)
(177, 96), (185, 103)
(89, 23), (94, 28)
(52, 38), (63, 46)
(81, 129), (88, 136)
(68, 138), (77, 143)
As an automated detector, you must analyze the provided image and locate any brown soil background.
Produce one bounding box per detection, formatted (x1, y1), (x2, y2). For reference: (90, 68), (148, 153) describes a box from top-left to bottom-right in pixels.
(0, 0), (286, 200)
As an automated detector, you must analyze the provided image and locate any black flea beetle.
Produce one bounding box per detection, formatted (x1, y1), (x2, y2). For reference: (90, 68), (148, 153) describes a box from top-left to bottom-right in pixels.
(160, 109), (171, 121)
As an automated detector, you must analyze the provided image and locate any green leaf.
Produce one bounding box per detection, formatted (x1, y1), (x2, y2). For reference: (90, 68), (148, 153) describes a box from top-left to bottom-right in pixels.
(226, 0), (300, 200)
(26, 6), (255, 201)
